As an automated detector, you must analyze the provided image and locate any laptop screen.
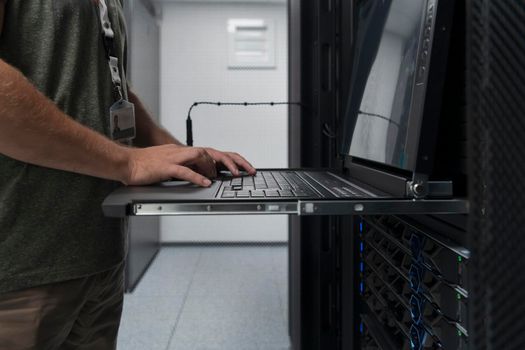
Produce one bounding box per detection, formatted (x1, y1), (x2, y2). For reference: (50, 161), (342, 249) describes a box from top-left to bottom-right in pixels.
(341, 0), (431, 171)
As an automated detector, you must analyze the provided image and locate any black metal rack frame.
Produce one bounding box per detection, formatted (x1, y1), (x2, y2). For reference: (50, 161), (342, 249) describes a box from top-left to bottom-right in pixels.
(288, 1), (471, 349)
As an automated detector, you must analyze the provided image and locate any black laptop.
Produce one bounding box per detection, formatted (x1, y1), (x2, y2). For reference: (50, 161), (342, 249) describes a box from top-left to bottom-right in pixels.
(103, 0), (467, 218)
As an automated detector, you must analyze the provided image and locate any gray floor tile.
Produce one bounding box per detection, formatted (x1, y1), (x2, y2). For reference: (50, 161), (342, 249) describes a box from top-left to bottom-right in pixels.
(131, 248), (201, 297)
(277, 290), (288, 326)
(196, 246), (277, 274)
(168, 292), (289, 350)
(151, 247), (202, 269)
(118, 295), (185, 350)
(131, 273), (194, 297)
(118, 246), (290, 350)
(271, 250), (288, 275)
(140, 247), (202, 278)
(188, 246), (287, 297)
(121, 295), (185, 321)
(274, 272), (288, 303)
(117, 317), (175, 350)
(188, 269), (277, 297)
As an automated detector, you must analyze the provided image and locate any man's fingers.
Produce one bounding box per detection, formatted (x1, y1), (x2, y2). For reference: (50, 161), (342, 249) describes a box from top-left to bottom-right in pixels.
(171, 147), (216, 178)
(229, 152), (256, 174)
(168, 147), (253, 180)
(191, 150), (217, 178)
(170, 165), (212, 187)
(216, 154), (240, 176)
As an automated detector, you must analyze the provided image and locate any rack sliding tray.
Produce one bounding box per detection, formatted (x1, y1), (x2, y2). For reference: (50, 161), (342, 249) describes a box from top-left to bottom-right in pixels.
(102, 183), (469, 218)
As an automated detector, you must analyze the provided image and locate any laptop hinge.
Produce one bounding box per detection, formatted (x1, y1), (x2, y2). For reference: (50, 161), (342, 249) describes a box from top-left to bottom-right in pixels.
(406, 173), (453, 198)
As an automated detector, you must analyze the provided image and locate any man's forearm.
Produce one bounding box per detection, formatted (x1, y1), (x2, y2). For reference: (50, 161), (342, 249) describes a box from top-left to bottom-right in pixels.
(129, 90), (185, 147)
(0, 59), (130, 183)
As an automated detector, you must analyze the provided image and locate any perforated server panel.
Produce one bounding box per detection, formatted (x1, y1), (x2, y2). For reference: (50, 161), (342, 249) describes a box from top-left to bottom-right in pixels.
(468, 1), (525, 349)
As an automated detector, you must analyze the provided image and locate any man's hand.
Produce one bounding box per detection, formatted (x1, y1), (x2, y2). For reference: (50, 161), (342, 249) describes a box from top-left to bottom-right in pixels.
(204, 148), (256, 177)
(124, 145), (217, 187)
(124, 146), (256, 187)
(127, 91), (256, 179)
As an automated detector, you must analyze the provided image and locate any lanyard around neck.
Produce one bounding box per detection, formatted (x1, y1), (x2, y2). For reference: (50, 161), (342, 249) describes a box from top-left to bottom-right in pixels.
(96, 0), (124, 101)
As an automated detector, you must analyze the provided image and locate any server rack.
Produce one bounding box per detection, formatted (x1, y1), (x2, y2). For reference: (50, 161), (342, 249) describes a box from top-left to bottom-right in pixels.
(354, 214), (469, 349)
(352, 1), (470, 348)
(289, 1), (473, 349)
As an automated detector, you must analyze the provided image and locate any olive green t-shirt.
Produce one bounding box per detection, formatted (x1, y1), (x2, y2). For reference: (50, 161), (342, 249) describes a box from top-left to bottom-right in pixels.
(0, 0), (129, 293)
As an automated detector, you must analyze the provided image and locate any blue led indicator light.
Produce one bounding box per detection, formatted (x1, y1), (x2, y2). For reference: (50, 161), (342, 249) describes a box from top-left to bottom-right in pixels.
(359, 222), (363, 232)
(360, 322), (364, 334)
(360, 242), (364, 252)
(360, 282), (364, 294)
(360, 262), (364, 272)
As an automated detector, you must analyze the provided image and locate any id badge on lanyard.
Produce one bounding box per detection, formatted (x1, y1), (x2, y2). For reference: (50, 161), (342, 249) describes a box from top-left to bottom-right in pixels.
(97, 0), (136, 142)
(110, 99), (135, 141)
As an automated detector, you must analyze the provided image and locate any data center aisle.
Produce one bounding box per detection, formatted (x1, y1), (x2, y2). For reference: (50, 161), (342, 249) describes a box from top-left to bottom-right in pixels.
(117, 246), (290, 350)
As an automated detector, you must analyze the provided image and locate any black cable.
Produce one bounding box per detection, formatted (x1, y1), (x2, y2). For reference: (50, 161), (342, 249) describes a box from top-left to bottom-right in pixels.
(358, 110), (402, 128)
(186, 101), (302, 146)
(322, 123), (337, 139)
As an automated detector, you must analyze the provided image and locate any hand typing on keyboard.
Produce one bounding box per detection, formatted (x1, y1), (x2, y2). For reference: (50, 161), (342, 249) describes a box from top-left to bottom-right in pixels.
(204, 147), (256, 177)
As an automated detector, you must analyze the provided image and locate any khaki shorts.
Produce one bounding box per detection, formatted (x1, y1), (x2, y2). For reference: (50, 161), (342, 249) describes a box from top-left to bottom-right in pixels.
(0, 264), (124, 350)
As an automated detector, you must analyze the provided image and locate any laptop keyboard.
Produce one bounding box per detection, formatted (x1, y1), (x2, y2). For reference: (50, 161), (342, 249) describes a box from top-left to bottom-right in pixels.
(219, 171), (317, 198)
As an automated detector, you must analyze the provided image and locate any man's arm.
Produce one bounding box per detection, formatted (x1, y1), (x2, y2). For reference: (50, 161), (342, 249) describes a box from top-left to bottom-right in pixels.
(128, 90), (256, 176)
(0, 60), (216, 186)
